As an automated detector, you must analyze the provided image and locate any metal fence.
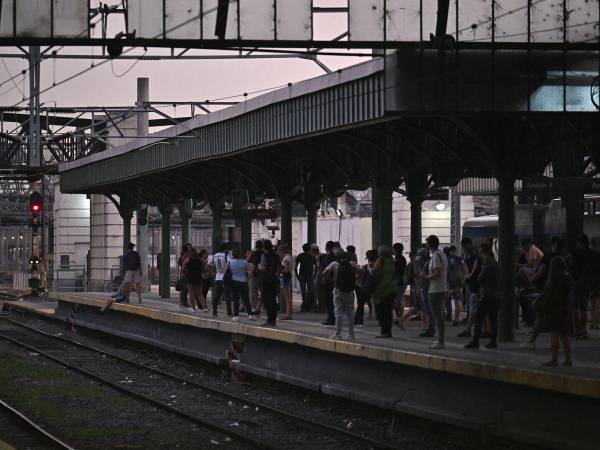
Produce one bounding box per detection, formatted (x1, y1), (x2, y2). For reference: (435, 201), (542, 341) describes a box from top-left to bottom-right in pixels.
(52, 265), (86, 292)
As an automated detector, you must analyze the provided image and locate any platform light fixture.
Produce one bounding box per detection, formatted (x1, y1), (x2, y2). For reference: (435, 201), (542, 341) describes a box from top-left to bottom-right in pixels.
(435, 202), (446, 211)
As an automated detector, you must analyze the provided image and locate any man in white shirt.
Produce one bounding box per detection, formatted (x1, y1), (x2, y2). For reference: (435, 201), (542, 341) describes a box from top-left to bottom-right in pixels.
(209, 242), (232, 316)
(421, 235), (448, 349)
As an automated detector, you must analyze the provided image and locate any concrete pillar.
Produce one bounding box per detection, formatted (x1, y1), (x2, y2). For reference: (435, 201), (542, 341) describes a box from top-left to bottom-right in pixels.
(498, 177), (516, 342)
(137, 77), (149, 136)
(89, 195), (123, 291)
(52, 180), (90, 288)
(563, 180), (584, 252)
(241, 213), (252, 253)
(379, 188), (393, 248)
(136, 207), (149, 292)
(211, 206), (223, 253)
(371, 188), (380, 248)
(280, 197), (293, 245)
(136, 78), (150, 290)
(307, 206), (318, 244)
(159, 206), (172, 299)
(409, 198), (423, 251)
(178, 198), (193, 247)
(122, 215), (132, 255)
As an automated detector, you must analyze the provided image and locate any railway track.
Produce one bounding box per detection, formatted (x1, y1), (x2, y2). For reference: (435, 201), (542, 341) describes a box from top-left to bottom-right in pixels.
(0, 317), (394, 450)
(0, 398), (75, 450)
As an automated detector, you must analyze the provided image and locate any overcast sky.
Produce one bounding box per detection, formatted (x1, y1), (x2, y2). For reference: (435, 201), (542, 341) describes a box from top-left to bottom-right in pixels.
(0, 0), (367, 121)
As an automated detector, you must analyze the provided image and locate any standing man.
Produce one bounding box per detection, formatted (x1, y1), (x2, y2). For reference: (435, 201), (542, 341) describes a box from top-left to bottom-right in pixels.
(259, 240), (279, 327)
(209, 242), (231, 317)
(322, 247), (357, 340)
(278, 243), (294, 320)
(123, 243), (142, 304)
(421, 235), (448, 349)
(465, 244), (501, 349)
(295, 243), (317, 312)
(392, 243), (408, 323)
(318, 241), (338, 326)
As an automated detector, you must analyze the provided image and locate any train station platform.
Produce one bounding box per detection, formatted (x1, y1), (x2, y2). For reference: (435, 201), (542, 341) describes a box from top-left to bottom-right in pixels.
(3, 292), (600, 449)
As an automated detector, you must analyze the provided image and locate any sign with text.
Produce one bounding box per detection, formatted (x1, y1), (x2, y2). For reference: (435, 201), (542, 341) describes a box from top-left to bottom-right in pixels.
(222, 209), (278, 220)
(523, 177), (600, 194)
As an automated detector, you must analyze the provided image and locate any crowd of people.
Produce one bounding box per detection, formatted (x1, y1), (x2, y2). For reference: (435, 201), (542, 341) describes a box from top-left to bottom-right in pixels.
(105, 232), (600, 367)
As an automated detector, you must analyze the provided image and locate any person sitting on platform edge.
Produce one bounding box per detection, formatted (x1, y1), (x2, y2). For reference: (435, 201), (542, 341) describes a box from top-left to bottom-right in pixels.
(322, 247), (357, 340)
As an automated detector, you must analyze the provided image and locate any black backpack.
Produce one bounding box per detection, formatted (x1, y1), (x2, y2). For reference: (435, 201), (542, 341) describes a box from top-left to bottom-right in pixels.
(128, 251), (141, 271)
(336, 259), (356, 293)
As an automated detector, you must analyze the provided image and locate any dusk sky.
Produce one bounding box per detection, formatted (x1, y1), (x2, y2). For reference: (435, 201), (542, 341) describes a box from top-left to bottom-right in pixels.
(0, 0), (367, 120)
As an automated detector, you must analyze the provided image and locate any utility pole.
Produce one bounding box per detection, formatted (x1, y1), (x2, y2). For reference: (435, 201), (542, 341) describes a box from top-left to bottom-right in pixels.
(28, 46), (44, 294)
(28, 46), (41, 168)
(450, 187), (461, 248)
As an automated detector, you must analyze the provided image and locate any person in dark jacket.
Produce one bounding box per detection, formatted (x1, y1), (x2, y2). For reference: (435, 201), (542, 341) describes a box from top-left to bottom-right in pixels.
(184, 249), (207, 312)
(541, 256), (573, 366)
(465, 244), (501, 349)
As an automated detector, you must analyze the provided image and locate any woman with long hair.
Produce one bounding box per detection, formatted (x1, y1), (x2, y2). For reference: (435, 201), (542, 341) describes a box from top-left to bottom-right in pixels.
(541, 256), (573, 366)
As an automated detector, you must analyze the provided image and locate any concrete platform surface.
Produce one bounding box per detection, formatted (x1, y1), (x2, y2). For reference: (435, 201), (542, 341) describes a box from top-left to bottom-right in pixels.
(7, 291), (600, 401)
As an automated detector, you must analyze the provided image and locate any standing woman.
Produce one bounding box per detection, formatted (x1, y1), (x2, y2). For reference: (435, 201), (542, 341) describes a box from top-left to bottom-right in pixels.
(199, 249), (212, 310)
(228, 249), (255, 321)
(354, 249), (378, 326)
(465, 244), (501, 349)
(541, 256), (573, 366)
(184, 249), (207, 312)
(372, 246), (398, 338)
(178, 243), (192, 307)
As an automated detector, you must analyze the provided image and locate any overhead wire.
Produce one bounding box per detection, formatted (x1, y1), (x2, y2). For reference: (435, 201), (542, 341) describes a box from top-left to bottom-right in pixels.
(7, 3), (598, 107)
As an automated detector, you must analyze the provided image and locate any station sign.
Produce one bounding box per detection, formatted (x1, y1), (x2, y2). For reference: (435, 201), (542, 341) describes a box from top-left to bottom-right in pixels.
(523, 177), (600, 194)
(222, 208), (278, 220)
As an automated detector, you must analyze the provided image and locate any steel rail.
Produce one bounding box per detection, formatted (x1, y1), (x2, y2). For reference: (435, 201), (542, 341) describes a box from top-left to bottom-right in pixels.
(0, 326), (274, 450)
(0, 316), (395, 450)
(0, 399), (76, 450)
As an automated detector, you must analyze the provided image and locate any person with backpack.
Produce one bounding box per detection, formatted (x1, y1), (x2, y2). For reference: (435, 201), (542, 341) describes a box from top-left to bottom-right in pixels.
(322, 247), (357, 340)
(318, 241), (338, 326)
(259, 240), (279, 327)
(446, 245), (465, 326)
(123, 242), (142, 304)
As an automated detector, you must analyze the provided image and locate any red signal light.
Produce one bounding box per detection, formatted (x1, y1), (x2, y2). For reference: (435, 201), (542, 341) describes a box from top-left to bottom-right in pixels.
(29, 192), (43, 215)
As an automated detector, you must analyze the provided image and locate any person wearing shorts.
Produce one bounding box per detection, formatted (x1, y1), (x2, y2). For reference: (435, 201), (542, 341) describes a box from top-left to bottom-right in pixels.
(122, 243), (143, 304)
